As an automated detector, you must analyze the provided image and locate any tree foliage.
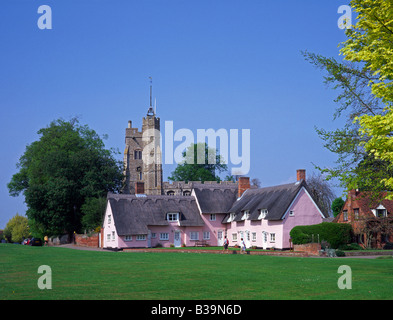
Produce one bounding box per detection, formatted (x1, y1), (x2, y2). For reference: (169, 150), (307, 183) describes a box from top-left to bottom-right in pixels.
(4, 214), (30, 243)
(168, 143), (228, 182)
(8, 118), (123, 236)
(331, 197), (345, 217)
(306, 172), (336, 217)
(340, 0), (393, 198)
(303, 0), (393, 197)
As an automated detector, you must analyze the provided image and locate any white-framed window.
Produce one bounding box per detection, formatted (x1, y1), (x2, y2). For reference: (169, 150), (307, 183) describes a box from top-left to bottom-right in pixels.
(125, 235), (132, 241)
(136, 235), (146, 241)
(377, 209), (387, 218)
(258, 209), (268, 220)
(151, 233), (156, 239)
(354, 208), (359, 220)
(228, 213), (236, 222)
(167, 213), (179, 221)
(232, 233), (237, 241)
(203, 231), (210, 240)
(108, 215), (112, 224)
(210, 214), (216, 221)
(252, 232), (257, 241)
(270, 233), (275, 242)
(343, 210), (348, 221)
(190, 232), (199, 240)
(289, 210), (294, 217)
(107, 234), (111, 241)
(160, 233), (169, 240)
(241, 210), (250, 220)
(112, 231), (115, 240)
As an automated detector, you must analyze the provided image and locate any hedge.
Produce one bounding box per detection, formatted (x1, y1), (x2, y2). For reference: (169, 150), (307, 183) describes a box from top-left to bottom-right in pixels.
(290, 222), (353, 249)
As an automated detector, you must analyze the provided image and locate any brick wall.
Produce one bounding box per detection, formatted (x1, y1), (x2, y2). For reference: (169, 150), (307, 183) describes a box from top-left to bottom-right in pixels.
(75, 233), (99, 248)
(294, 243), (321, 256)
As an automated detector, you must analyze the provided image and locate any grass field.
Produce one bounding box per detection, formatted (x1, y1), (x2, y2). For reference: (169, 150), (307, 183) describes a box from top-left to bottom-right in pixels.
(1, 244), (393, 300)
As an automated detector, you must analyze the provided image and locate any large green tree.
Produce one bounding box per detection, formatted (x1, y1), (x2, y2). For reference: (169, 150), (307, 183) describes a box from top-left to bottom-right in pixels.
(303, 0), (393, 196)
(342, 0), (393, 197)
(168, 143), (228, 182)
(8, 118), (123, 237)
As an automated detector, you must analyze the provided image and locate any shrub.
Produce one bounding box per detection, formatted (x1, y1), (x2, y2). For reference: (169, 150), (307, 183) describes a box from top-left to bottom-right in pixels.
(290, 222), (353, 249)
(339, 243), (364, 251)
(335, 250), (346, 257)
(383, 242), (393, 250)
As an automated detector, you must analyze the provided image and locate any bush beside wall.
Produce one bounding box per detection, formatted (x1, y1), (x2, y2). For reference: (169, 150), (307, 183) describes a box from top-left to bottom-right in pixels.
(290, 222), (353, 249)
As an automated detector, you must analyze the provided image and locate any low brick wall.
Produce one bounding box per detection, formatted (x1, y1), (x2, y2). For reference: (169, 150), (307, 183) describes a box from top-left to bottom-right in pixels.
(75, 233), (99, 248)
(343, 250), (393, 257)
(293, 243), (321, 256)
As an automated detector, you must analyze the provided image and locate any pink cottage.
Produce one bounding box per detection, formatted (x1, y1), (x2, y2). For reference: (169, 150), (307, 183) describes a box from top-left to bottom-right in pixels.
(102, 170), (327, 250)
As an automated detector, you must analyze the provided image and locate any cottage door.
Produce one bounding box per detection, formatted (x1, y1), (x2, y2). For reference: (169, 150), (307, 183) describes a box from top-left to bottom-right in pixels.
(245, 230), (250, 248)
(217, 230), (224, 246)
(174, 230), (181, 247)
(262, 231), (267, 250)
(147, 230), (152, 248)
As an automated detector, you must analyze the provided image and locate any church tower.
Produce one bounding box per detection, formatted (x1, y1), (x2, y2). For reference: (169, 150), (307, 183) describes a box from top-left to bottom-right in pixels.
(123, 79), (163, 195)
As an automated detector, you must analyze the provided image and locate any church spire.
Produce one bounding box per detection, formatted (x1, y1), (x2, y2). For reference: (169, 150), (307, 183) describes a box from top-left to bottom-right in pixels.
(147, 76), (155, 116)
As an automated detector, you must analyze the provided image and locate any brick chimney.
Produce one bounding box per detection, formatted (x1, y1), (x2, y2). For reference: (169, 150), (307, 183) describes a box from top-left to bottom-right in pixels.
(135, 182), (145, 195)
(297, 169), (306, 181)
(238, 177), (250, 197)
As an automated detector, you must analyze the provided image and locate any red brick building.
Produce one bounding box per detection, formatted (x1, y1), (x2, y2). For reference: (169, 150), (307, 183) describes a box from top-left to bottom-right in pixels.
(334, 190), (393, 248)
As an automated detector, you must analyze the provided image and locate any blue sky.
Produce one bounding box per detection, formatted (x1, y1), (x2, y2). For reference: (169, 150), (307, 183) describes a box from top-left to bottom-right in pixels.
(0, 0), (350, 228)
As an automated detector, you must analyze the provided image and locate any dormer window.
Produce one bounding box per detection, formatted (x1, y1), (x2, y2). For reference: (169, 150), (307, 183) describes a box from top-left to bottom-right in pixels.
(241, 210), (250, 220)
(167, 213), (179, 221)
(258, 209), (268, 220)
(376, 208), (387, 218)
(228, 213), (236, 222)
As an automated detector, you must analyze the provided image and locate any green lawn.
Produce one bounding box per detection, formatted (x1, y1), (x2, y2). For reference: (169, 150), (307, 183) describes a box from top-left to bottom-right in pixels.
(1, 244), (393, 300)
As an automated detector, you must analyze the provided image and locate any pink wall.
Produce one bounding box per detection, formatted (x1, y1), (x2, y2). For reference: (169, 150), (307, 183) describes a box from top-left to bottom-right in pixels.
(282, 188), (324, 248)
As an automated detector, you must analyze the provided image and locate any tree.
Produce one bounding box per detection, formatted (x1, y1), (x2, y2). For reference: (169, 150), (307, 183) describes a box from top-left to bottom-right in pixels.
(303, 52), (384, 191)
(303, 0), (393, 197)
(8, 118), (123, 237)
(340, 0), (393, 198)
(168, 143), (228, 182)
(251, 178), (261, 188)
(81, 197), (107, 231)
(331, 197), (345, 217)
(4, 214), (30, 243)
(306, 172), (336, 217)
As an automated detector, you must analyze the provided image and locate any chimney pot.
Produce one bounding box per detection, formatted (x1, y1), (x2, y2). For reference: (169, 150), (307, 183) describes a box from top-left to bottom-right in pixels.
(297, 169), (306, 181)
(238, 177), (250, 197)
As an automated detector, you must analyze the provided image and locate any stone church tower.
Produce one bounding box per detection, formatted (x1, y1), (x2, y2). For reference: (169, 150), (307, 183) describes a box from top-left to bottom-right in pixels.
(123, 82), (163, 195)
